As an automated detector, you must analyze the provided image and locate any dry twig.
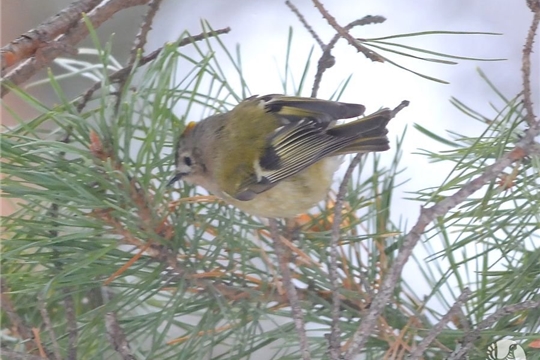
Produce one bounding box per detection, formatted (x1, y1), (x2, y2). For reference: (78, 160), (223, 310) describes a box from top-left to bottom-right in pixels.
(269, 219), (311, 360)
(37, 293), (62, 360)
(345, 109), (539, 359)
(114, 0), (164, 112)
(285, 0), (325, 50)
(0, 280), (34, 352)
(62, 288), (78, 360)
(407, 288), (471, 359)
(0, 0), (102, 71)
(327, 154), (364, 359)
(521, 1), (540, 126)
(447, 298), (540, 360)
(127, 0), (163, 66)
(0, 349), (48, 360)
(1, 0), (152, 97)
(106, 312), (136, 360)
(76, 26), (230, 113)
(311, 0), (385, 63)
(311, 16), (386, 97)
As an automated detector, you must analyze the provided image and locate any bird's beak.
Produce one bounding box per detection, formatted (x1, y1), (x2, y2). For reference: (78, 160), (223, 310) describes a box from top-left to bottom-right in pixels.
(167, 173), (185, 187)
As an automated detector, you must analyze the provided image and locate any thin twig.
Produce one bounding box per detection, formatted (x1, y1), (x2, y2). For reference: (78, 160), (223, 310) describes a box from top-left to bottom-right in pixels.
(0, 349), (48, 360)
(37, 293), (62, 360)
(114, 0), (163, 115)
(48, 202), (78, 360)
(456, 306), (472, 333)
(327, 154), (363, 359)
(105, 312), (136, 360)
(311, 0), (384, 63)
(285, 0), (325, 50)
(127, 0), (163, 66)
(75, 26), (230, 113)
(311, 16), (385, 97)
(0, 0), (102, 71)
(327, 16), (386, 51)
(62, 288), (78, 360)
(447, 298), (540, 360)
(311, 50), (335, 98)
(269, 219), (311, 360)
(88, 137), (331, 310)
(1, 0), (151, 97)
(521, 2), (540, 125)
(0, 279), (34, 352)
(357, 270), (374, 299)
(30, 328), (47, 358)
(407, 288), (471, 359)
(344, 108), (539, 359)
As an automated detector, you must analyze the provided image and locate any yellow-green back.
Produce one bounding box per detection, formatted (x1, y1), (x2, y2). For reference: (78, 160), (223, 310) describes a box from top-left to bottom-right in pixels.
(215, 100), (281, 197)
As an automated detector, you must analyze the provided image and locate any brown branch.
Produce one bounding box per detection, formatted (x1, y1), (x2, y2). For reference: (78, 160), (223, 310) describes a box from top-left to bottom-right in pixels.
(447, 298), (540, 360)
(311, 51), (335, 98)
(37, 293), (62, 360)
(30, 328), (46, 358)
(1, 0), (152, 98)
(0, 349), (48, 360)
(113, 0), (163, 113)
(62, 288), (78, 360)
(0, 0), (102, 71)
(0, 279), (34, 352)
(76, 26), (231, 113)
(96, 205), (365, 312)
(521, 1), (540, 126)
(327, 154), (363, 359)
(127, 0), (163, 66)
(269, 219), (311, 360)
(285, 1), (325, 50)
(311, 16), (385, 98)
(327, 16), (386, 52)
(408, 288), (471, 359)
(105, 312), (136, 360)
(47, 199), (78, 359)
(344, 110), (539, 358)
(87, 134), (309, 309)
(311, 0), (385, 63)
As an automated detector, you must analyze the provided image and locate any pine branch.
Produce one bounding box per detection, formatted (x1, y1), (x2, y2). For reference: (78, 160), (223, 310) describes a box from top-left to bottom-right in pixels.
(447, 299), (540, 360)
(312, 0), (385, 62)
(0, 280), (35, 353)
(76, 26), (231, 113)
(105, 312), (136, 360)
(127, 0), (163, 67)
(408, 288), (471, 359)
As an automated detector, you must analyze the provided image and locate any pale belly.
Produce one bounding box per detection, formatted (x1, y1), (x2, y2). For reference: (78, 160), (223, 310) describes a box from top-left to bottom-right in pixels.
(223, 157), (341, 218)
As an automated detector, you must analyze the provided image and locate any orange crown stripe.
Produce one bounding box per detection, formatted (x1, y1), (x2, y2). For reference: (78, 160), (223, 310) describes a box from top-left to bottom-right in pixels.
(182, 121), (197, 136)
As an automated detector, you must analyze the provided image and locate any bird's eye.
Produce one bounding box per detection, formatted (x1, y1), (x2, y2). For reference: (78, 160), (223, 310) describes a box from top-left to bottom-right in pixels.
(183, 156), (192, 166)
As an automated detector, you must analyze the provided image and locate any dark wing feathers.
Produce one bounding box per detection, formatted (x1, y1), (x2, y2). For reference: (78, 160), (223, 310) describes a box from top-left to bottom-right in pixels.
(234, 96), (393, 200)
(260, 94), (366, 123)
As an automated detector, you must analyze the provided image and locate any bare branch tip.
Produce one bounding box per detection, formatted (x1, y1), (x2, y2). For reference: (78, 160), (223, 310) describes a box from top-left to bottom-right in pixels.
(391, 100), (410, 117)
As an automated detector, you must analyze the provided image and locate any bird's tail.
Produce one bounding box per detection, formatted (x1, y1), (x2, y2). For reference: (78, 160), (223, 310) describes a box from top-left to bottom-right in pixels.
(329, 109), (392, 154)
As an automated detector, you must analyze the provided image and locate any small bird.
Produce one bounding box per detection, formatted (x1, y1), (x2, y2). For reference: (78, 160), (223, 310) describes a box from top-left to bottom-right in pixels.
(169, 94), (401, 218)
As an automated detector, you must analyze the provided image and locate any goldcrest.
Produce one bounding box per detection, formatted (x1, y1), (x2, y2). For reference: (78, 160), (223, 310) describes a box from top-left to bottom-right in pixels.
(169, 94), (397, 218)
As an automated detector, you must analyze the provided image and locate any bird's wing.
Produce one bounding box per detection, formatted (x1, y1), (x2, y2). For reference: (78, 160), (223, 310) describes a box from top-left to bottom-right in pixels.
(232, 97), (391, 202)
(233, 118), (346, 201)
(255, 94), (366, 124)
